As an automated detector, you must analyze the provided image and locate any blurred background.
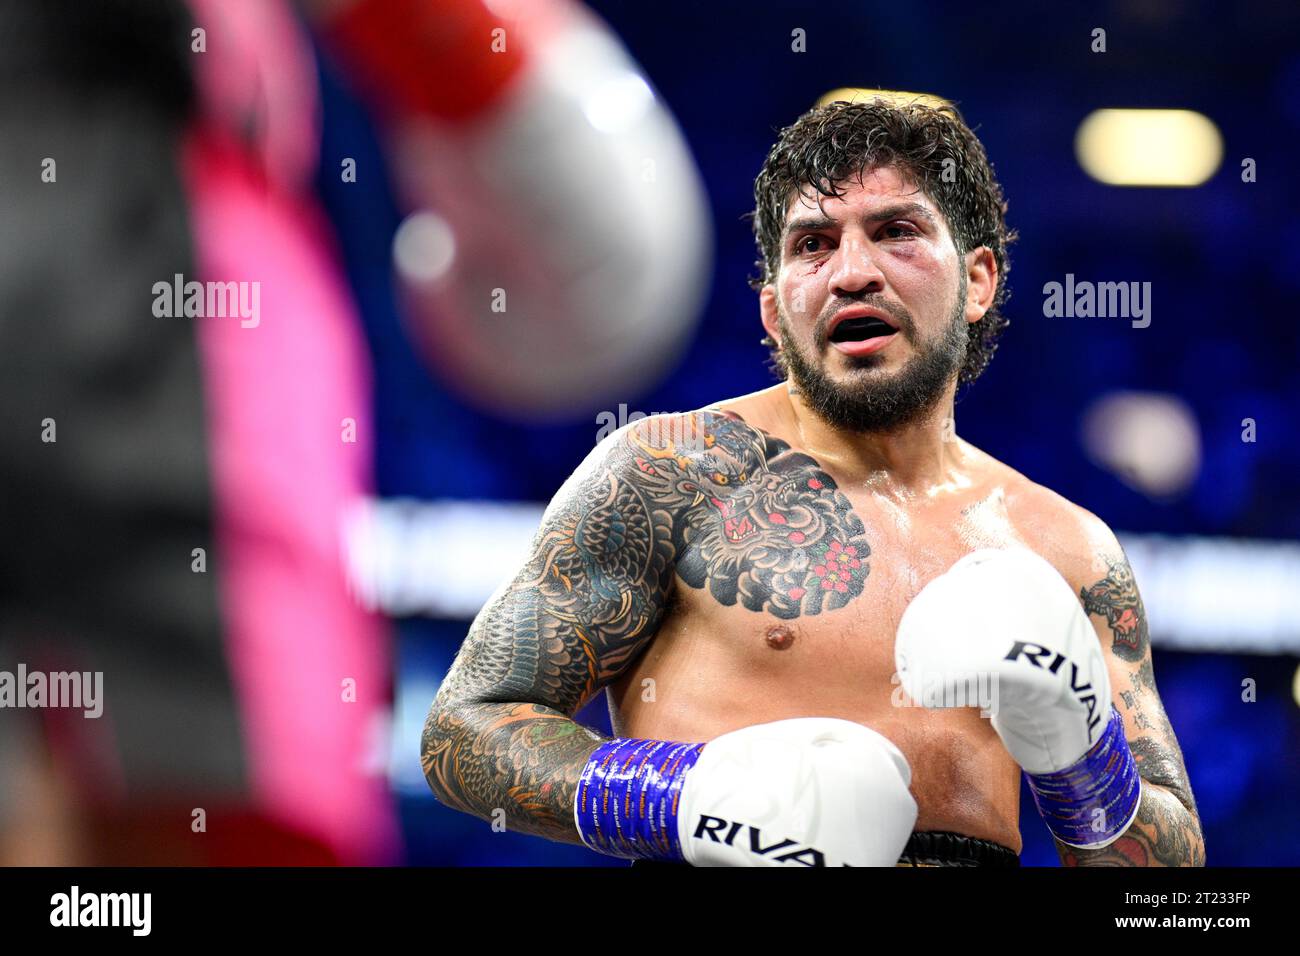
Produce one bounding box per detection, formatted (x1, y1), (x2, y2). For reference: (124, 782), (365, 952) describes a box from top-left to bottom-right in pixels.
(1, 0), (1297, 866)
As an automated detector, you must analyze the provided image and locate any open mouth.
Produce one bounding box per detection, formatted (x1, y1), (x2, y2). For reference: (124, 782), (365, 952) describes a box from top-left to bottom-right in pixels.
(828, 316), (897, 343)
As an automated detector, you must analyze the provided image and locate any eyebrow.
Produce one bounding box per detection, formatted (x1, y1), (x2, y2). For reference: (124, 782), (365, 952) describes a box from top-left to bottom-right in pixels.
(782, 202), (939, 240)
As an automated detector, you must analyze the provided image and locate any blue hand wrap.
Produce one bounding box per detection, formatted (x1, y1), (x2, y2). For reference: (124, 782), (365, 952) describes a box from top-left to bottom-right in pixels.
(574, 737), (705, 861)
(1026, 705), (1141, 848)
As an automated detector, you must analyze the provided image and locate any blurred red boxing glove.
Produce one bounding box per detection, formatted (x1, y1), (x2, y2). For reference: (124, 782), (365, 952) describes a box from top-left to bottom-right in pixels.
(322, 0), (712, 419)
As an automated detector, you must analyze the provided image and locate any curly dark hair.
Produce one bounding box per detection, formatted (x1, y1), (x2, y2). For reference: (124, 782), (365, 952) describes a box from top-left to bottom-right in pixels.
(749, 98), (1017, 389)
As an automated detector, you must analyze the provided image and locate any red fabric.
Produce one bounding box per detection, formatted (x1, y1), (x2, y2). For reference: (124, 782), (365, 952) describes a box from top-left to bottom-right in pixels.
(325, 0), (536, 122)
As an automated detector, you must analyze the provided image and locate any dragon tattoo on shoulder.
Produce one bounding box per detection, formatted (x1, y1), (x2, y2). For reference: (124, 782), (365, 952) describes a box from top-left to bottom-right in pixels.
(627, 410), (872, 619)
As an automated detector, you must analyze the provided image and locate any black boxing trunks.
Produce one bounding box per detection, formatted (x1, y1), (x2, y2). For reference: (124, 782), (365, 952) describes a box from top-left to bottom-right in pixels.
(894, 830), (1019, 867)
(627, 831), (1019, 867)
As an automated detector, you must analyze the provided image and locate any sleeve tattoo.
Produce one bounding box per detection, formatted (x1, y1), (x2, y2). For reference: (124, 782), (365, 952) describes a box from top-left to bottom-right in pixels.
(419, 424), (680, 842)
(420, 410), (875, 842)
(1059, 554), (1206, 866)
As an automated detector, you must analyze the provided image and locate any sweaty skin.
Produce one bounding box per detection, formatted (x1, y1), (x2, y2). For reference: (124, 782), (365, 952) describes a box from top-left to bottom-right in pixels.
(422, 400), (1204, 865)
(423, 164), (1203, 866)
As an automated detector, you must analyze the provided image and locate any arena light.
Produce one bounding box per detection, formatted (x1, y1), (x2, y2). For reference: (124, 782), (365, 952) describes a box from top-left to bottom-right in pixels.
(343, 497), (545, 618)
(1123, 534), (1300, 654)
(816, 87), (950, 110)
(1075, 109), (1222, 186)
(393, 210), (456, 284)
(1081, 391), (1202, 498)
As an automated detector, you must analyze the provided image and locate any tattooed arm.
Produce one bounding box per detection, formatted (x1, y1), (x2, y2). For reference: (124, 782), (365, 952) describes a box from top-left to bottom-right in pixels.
(420, 415), (700, 843)
(1052, 529), (1205, 866)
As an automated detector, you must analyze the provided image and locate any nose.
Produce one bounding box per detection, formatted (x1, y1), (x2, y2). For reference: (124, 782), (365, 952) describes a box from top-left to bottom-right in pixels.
(827, 234), (886, 298)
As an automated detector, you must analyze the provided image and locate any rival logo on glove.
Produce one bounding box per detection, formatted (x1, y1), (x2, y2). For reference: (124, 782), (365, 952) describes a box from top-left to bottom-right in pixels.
(1003, 641), (1104, 741)
(692, 815), (845, 867)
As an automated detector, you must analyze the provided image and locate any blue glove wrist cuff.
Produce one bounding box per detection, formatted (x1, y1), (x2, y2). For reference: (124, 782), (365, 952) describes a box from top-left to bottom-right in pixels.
(1025, 705), (1142, 849)
(575, 737), (704, 861)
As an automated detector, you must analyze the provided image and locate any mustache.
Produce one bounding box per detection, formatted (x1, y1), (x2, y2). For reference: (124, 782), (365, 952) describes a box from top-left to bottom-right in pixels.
(815, 296), (915, 343)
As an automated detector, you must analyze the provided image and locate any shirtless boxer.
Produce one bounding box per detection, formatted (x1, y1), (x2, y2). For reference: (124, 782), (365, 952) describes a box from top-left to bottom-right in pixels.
(420, 99), (1205, 867)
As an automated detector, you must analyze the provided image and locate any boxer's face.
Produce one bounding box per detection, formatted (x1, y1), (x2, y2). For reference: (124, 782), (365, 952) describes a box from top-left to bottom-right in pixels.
(761, 165), (979, 432)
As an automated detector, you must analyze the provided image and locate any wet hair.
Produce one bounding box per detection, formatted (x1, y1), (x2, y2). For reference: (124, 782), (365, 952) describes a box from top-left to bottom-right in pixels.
(749, 98), (1017, 388)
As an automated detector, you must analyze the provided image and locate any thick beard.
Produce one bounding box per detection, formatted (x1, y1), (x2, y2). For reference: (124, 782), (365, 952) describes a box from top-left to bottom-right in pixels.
(779, 275), (969, 433)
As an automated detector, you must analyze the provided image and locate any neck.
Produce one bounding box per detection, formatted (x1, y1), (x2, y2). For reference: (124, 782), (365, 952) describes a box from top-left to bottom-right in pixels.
(776, 380), (964, 493)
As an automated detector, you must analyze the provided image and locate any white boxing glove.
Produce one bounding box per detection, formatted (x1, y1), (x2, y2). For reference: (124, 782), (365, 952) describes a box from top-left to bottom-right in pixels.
(576, 717), (917, 867)
(678, 718), (917, 867)
(894, 548), (1111, 774)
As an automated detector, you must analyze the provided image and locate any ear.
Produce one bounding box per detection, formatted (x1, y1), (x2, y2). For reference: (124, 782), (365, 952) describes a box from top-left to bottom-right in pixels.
(963, 246), (998, 324)
(760, 283), (781, 345)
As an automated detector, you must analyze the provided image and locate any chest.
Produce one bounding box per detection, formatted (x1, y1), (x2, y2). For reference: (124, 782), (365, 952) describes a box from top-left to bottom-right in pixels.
(667, 483), (1027, 673)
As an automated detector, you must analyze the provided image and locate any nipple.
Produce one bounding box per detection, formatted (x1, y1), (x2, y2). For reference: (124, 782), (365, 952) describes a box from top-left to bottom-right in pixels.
(765, 624), (796, 650)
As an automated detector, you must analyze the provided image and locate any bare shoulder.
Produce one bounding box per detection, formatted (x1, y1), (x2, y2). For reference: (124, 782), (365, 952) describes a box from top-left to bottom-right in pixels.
(609, 402), (797, 477)
(543, 407), (779, 537)
(547, 408), (756, 511)
(965, 444), (1123, 591)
